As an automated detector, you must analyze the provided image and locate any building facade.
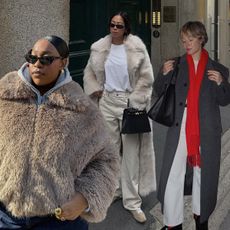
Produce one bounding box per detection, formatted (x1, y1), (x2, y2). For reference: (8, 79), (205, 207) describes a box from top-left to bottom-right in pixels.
(0, 0), (229, 82)
(0, 0), (70, 78)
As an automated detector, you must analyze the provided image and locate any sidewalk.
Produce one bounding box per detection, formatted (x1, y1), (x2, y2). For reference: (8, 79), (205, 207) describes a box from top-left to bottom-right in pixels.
(89, 114), (230, 230)
(150, 128), (230, 230)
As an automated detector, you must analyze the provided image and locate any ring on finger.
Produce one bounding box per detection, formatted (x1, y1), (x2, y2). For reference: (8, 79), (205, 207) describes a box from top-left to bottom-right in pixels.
(55, 207), (62, 220)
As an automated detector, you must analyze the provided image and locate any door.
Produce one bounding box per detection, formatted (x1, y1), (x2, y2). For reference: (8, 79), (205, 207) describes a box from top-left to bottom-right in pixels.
(69, 0), (151, 86)
(69, 0), (108, 86)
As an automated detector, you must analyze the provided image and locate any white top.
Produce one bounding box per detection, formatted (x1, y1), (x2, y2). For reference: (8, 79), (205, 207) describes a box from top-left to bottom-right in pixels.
(104, 44), (132, 92)
(194, 60), (199, 73)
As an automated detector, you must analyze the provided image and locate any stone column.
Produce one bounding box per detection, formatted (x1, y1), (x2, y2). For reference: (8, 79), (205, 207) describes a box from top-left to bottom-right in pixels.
(218, 0), (230, 69)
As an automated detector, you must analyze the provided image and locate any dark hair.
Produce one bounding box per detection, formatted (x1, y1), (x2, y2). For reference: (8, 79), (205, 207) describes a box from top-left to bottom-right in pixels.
(109, 11), (131, 36)
(180, 21), (208, 47)
(43, 35), (69, 58)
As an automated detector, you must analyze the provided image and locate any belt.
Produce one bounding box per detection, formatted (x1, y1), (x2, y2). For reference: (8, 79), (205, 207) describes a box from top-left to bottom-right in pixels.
(103, 90), (130, 96)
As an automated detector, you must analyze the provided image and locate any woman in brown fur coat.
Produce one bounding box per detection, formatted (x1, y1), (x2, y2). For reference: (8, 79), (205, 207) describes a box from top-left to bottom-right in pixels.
(0, 35), (119, 229)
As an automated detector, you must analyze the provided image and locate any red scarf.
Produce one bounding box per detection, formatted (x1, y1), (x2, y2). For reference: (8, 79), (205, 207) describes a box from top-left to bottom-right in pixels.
(186, 49), (208, 167)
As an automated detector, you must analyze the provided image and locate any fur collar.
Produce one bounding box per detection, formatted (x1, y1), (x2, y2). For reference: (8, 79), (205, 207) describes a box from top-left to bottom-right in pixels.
(0, 71), (89, 112)
(91, 34), (146, 53)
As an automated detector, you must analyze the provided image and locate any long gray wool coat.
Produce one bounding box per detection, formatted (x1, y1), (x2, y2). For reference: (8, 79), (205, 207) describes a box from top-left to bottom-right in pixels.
(83, 34), (156, 195)
(154, 54), (230, 222)
(0, 71), (120, 223)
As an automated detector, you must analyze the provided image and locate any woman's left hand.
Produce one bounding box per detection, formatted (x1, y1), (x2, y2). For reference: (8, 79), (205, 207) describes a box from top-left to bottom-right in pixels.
(56, 192), (88, 221)
(207, 70), (223, 85)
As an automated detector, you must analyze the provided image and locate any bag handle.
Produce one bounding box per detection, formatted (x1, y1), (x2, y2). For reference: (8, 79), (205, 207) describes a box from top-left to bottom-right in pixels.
(126, 99), (140, 111)
(170, 56), (181, 85)
(127, 98), (130, 108)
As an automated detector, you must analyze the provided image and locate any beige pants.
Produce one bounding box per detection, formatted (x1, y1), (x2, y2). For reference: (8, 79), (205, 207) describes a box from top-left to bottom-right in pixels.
(164, 109), (201, 226)
(99, 91), (142, 210)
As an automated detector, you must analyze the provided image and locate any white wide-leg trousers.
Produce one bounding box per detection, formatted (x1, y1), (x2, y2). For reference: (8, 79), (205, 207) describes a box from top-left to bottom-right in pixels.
(99, 91), (142, 210)
(164, 109), (201, 226)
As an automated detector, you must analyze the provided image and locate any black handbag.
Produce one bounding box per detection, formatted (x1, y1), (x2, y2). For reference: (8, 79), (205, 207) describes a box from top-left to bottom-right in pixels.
(148, 57), (180, 127)
(121, 101), (151, 134)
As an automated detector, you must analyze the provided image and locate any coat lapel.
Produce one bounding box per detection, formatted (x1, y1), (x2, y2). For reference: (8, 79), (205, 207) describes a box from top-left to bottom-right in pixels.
(199, 58), (213, 98)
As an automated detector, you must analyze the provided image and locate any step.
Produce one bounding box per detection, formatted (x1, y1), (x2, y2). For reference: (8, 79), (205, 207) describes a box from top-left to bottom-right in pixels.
(221, 129), (230, 155)
(209, 189), (230, 230)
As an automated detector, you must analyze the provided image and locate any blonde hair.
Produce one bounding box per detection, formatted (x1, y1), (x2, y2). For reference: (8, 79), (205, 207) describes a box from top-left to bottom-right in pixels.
(180, 21), (208, 47)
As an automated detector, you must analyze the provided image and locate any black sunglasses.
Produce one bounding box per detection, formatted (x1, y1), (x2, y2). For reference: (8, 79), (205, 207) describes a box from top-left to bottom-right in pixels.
(25, 53), (63, 65)
(110, 23), (125, 29)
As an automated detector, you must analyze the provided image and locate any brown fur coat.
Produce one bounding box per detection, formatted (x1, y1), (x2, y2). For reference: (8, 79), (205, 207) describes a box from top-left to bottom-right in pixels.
(0, 71), (119, 223)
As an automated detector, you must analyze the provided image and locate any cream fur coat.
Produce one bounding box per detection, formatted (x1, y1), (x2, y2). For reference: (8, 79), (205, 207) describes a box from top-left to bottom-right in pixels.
(0, 71), (120, 223)
(83, 34), (156, 195)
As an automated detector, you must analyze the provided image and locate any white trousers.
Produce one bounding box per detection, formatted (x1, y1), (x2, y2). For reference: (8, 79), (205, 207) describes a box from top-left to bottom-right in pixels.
(164, 109), (201, 226)
(99, 91), (142, 210)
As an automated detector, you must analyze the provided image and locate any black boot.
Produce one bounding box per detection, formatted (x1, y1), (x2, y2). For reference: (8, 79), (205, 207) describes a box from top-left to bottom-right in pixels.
(194, 215), (208, 230)
(161, 224), (182, 230)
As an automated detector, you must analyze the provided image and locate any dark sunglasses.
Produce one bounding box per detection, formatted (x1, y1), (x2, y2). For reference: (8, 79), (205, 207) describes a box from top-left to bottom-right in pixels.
(110, 23), (125, 29)
(25, 53), (63, 65)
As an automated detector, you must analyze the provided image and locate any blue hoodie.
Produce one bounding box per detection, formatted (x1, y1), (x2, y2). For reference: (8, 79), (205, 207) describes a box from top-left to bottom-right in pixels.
(18, 63), (72, 105)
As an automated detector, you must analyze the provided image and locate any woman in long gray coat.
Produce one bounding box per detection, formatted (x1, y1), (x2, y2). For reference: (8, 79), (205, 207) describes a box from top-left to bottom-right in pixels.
(154, 21), (230, 230)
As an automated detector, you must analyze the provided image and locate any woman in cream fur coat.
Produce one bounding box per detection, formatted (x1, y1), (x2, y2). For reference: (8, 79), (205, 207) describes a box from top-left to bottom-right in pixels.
(83, 11), (156, 223)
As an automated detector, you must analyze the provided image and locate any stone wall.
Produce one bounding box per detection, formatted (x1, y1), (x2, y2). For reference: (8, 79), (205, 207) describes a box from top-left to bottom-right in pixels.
(0, 0), (70, 77)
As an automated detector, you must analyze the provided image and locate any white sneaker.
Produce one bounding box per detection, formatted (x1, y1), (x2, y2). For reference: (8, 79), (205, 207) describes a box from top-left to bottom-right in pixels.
(130, 208), (147, 223)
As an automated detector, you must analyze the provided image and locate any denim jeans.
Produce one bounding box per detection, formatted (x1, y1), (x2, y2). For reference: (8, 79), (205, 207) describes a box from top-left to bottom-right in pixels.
(0, 204), (88, 229)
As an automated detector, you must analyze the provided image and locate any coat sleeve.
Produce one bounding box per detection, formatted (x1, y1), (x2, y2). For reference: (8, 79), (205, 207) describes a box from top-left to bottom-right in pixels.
(83, 55), (102, 96)
(128, 47), (154, 110)
(215, 65), (230, 106)
(74, 101), (120, 223)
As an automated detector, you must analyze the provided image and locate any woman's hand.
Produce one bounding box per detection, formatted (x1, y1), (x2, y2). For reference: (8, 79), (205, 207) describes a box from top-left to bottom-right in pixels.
(57, 192), (88, 221)
(90, 90), (103, 99)
(207, 70), (223, 85)
(162, 60), (175, 75)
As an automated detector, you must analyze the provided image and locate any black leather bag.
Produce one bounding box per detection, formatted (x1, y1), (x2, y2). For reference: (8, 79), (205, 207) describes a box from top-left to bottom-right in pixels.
(121, 106), (151, 134)
(148, 57), (180, 127)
